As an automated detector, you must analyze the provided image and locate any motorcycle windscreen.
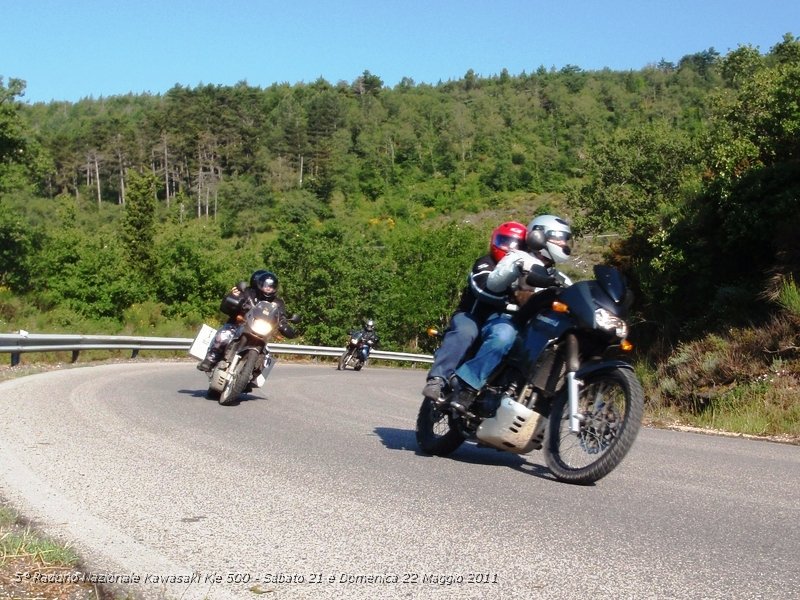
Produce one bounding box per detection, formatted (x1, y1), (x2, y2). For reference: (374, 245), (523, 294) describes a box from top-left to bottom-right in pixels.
(593, 265), (632, 314)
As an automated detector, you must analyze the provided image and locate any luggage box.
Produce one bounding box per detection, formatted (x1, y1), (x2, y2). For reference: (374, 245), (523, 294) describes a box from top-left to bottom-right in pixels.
(188, 324), (217, 360)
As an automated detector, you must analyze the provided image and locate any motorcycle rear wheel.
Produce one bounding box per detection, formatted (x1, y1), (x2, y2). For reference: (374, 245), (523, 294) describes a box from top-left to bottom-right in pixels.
(545, 367), (643, 484)
(415, 398), (465, 456)
(219, 350), (260, 406)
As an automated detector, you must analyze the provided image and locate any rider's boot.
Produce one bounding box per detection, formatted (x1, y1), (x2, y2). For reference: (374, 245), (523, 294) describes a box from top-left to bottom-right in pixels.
(422, 377), (446, 403)
(196, 351), (220, 372)
(449, 376), (478, 414)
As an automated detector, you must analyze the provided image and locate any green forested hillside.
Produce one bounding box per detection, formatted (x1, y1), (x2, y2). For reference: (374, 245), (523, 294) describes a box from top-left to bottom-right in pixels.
(1, 35), (798, 435)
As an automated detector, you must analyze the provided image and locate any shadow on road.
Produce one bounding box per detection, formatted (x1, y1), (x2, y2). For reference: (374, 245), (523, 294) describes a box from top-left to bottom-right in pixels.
(176, 388), (264, 406)
(372, 426), (557, 481)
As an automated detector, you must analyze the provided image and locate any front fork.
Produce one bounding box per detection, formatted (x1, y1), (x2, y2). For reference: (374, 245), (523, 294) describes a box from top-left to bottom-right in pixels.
(567, 371), (583, 432)
(565, 334), (583, 433)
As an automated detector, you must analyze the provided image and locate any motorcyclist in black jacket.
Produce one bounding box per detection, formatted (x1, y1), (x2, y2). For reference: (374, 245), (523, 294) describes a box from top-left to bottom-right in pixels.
(421, 221), (527, 401)
(358, 319), (380, 357)
(197, 270), (299, 372)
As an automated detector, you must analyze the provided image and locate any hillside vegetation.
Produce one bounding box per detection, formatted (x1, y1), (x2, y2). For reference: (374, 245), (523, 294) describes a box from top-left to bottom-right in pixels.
(1, 34), (798, 436)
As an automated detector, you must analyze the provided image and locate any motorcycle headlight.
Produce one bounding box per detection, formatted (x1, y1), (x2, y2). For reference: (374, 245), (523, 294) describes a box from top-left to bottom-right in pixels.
(350, 337), (359, 344)
(250, 319), (274, 337)
(595, 308), (629, 339)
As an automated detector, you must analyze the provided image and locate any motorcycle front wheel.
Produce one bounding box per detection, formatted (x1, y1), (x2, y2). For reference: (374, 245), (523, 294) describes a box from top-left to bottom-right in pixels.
(337, 349), (351, 370)
(415, 398), (465, 456)
(219, 349), (260, 406)
(545, 367), (644, 485)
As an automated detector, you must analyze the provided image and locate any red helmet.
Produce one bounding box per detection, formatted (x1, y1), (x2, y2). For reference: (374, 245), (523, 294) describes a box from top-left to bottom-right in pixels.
(490, 221), (527, 262)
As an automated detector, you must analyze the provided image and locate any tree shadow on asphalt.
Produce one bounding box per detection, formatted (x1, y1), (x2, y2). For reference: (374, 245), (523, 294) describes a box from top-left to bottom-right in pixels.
(372, 426), (557, 481)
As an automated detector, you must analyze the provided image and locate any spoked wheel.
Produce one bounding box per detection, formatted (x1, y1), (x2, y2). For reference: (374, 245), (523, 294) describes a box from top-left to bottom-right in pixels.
(337, 350), (351, 370)
(545, 368), (644, 484)
(415, 398), (465, 456)
(219, 350), (259, 406)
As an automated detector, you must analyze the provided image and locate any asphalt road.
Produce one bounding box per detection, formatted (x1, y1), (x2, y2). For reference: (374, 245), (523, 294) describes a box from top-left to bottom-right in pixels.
(0, 361), (798, 600)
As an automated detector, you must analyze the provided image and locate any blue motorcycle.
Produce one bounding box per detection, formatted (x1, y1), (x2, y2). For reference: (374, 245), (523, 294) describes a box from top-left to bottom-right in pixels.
(416, 264), (644, 485)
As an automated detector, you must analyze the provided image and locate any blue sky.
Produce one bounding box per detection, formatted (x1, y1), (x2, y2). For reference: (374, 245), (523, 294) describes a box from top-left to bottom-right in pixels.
(2, 0), (798, 104)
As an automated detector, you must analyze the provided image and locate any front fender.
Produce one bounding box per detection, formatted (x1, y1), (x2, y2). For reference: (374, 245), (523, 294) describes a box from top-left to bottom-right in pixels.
(229, 339), (266, 357)
(575, 359), (633, 379)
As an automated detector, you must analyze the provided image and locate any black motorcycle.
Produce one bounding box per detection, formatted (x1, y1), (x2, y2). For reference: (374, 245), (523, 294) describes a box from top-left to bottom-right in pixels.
(416, 264), (644, 485)
(337, 330), (374, 371)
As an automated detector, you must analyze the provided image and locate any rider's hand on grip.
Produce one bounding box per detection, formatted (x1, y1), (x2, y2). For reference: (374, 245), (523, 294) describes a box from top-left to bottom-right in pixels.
(555, 271), (573, 287)
(525, 264), (557, 288)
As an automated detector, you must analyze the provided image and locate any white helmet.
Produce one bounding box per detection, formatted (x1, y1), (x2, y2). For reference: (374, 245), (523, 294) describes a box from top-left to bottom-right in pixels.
(526, 215), (573, 263)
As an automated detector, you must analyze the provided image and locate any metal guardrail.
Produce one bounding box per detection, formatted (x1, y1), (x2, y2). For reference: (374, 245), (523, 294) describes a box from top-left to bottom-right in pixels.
(0, 331), (433, 366)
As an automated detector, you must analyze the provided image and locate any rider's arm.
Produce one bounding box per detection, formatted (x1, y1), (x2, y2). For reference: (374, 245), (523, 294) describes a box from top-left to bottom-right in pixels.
(275, 298), (300, 338)
(487, 251), (527, 293)
(467, 257), (507, 307)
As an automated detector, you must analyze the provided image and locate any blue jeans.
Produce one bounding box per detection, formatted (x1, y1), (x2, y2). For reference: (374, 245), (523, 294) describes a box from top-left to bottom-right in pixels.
(455, 313), (518, 390)
(427, 311), (481, 382)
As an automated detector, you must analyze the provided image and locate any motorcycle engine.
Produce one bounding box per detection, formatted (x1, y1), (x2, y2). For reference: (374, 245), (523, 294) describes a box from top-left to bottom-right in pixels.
(474, 388), (503, 417)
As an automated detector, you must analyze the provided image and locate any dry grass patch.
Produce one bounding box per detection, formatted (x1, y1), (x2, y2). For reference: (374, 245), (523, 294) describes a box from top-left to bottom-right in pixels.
(0, 503), (112, 600)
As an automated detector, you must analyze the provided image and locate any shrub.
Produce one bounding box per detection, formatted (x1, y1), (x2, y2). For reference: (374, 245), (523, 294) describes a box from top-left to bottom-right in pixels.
(778, 276), (800, 320)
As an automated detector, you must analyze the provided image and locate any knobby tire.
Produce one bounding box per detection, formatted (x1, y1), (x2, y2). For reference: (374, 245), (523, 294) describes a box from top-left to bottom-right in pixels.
(544, 367), (643, 484)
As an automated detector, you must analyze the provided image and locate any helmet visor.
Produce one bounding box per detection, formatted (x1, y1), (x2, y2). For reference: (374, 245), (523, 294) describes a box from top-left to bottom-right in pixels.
(546, 230), (573, 255)
(493, 234), (523, 252)
(260, 279), (276, 295)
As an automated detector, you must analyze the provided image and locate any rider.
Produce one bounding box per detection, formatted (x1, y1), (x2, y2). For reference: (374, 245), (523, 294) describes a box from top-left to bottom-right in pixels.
(196, 270), (299, 372)
(421, 221), (528, 402)
(449, 215), (574, 414)
(356, 318), (380, 361)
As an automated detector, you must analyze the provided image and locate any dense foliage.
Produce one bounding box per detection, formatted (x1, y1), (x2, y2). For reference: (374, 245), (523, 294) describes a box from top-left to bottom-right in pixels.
(1, 35), (798, 366)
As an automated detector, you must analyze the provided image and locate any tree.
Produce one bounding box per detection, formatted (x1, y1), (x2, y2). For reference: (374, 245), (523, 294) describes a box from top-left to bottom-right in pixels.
(572, 121), (699, 234)
(0, 77), (50, 193)
(122, 170), (157, 277)
(0, 77), (26, 160)
(0, 202), (35, 290)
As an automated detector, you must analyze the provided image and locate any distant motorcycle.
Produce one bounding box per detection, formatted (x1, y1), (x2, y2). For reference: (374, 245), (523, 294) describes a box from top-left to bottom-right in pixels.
(338, 331), (374, 371)
(193, 301), (298, 405)
(415, 264), (644, 485)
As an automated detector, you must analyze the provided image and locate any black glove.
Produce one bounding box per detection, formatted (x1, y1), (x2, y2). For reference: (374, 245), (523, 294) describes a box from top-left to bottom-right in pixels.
(525, 264), (557, 288)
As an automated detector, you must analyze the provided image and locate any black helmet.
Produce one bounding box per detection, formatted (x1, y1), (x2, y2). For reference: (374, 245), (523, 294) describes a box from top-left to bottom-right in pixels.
(250, 270), (279, 301)
(364, 319), (375, 331)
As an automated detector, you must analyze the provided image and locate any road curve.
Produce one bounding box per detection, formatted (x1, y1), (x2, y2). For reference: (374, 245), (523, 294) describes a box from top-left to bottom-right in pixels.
(0, 361), (798, 600)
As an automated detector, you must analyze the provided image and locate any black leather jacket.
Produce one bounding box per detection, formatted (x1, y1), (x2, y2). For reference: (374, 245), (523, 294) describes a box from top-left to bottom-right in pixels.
(223, 286), (299, 339)
(453, 253), (507, 322)
(359, 330), (379, 347)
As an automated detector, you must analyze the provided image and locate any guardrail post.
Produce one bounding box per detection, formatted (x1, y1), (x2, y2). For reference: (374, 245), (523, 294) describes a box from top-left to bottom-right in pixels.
(11, 352), (20, 367)
(71, 350), (80, 363)
(131, 349), (139, 359)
